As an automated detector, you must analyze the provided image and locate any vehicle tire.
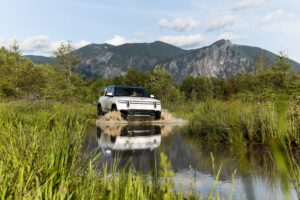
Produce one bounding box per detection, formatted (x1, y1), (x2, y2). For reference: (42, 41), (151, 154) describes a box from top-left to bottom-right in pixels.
(121, 113), (128, 120)
(97, 104), (103, 116)
(120, 110), (128, 120)
(155, 111), (161, 120)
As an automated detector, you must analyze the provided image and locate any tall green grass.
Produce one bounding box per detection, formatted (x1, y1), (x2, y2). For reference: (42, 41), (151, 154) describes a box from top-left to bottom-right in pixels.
(182, 99), (300, 198)
(186, 100), (300, 146)
(0, 101), (223, 200)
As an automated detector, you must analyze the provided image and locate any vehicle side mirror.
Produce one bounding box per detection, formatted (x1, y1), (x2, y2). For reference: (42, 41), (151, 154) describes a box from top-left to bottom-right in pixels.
(107, 92), (113, 97)
(150, 94), (155, 98)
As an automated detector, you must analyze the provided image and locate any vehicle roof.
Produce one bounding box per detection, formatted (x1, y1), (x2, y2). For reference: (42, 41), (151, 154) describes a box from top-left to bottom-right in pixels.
(106, 85), (145, 89)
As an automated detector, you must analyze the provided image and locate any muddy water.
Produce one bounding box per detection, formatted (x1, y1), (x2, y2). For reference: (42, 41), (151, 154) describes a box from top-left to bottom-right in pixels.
(83, 124), (298, 200)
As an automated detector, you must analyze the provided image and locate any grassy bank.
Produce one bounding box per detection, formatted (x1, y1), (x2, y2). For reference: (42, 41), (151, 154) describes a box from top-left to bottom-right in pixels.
(171, 99), (300, 198)
(180, 99), (300, 146)
(0, 101), (224, 200)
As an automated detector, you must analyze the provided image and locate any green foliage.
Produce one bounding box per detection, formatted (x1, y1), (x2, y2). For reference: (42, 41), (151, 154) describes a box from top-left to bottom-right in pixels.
(272, 51), (292, 72)
(0, 47), (98, 102)
(0, 102), (221, 199)
(54, 41), (80, 78)
(255, 54), (267, 74)
(9, 39), (20, 54)
(186, 100), (300, 146)
(124, 69), (146, 86)
(1, 45), (300, 105)
(180, 76), (214, 102)
(144, 68), (176, 100)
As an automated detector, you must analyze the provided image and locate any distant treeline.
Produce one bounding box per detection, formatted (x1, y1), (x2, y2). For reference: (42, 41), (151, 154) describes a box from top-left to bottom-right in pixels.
(0, 45), (299, 103)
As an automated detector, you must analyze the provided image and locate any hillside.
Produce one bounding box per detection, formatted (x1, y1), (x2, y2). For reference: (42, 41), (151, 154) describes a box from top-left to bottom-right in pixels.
(74, 41), (188, 78)
(26, 55), (54, 64)
(159, 40), (300, 82)
(26, 40), (300, 81)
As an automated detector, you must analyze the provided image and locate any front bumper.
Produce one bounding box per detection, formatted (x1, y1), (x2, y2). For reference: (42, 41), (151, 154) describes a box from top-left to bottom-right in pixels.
(120, 109), (160, 117)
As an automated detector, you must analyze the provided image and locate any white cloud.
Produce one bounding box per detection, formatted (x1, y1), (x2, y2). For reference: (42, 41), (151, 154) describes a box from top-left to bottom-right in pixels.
(105, 35), (138, 45)
(232, 0), (269, 11)
(20, 35), (57, 53)
(0, 35), (91, 55)
(217, 32), (250, 41)
(158, 17), (199, 32)
(207, 15), (235, 32)
(0, 39), (11, 48)
(258, 9), (295, 25)
(158, 34), (205, 48)
(74, 40), (92, 49)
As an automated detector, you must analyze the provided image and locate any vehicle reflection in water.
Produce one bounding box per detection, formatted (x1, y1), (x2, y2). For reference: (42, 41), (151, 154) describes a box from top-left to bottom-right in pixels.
(97, 125), (161, 154)
(96, 125), (163, 173)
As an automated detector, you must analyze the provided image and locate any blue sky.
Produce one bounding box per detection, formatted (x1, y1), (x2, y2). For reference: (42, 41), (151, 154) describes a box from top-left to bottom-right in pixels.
(0, 0), (300, 62)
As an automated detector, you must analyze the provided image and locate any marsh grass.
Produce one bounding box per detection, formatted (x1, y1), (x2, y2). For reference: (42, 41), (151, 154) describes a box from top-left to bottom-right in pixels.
(2, 101), (299, 199)
(186, 100), (300, 146)
(181, 99), (300, 199)
(0, 101), (225, 200)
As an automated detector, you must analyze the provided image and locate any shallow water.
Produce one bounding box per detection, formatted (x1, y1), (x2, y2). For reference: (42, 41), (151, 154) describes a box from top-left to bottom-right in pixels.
(83, 124), (298, 200)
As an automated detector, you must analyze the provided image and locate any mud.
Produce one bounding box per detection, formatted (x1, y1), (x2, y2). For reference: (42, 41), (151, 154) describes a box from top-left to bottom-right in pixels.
(97, 123), (178, 137)
(97, 111), (127, 124)
(96, 109), (187, 126)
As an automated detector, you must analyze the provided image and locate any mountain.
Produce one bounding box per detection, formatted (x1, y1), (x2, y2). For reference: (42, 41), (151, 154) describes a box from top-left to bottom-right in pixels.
(25, 55), (54, 64)
(74, 41), (188, 78)
(26, 40), (300, 82)
(159, 40), (300, 82)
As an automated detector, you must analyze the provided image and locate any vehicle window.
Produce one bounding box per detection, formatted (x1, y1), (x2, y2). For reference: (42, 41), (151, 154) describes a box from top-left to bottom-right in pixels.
(115, 87), (150, 97)
(105, 87), (111, 96)
(111, 86), (115, 96)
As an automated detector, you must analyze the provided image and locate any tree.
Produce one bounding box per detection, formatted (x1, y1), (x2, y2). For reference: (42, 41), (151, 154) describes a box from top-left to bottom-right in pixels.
(180, 76), (195, 99)
(255, 54), (266, 74)
(145, 68), (176, 100)
(9, 39), (20, 54)
(124, 69), (146, 86)
(272, 51), (292, 72)
(54, 41), (80, 79)
(180, 76), (213, 102)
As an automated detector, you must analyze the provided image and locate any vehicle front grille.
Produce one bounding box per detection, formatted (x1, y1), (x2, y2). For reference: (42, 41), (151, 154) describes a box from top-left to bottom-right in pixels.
(129, 101), (154, 105)
(120, 109), (156, 116)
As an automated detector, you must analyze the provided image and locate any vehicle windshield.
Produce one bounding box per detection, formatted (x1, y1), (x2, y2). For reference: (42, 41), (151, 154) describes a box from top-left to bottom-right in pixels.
(115, 87), (150, 97)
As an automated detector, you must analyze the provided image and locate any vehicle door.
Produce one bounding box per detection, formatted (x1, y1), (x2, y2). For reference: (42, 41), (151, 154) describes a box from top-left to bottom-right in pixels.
(100, 88), (107, 112)
(100, 87), (109, 112)
(106, 86), (115, 111)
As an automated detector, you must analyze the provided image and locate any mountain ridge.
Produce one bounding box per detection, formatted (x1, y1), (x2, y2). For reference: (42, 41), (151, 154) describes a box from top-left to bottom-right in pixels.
(25, 40), (300, 81)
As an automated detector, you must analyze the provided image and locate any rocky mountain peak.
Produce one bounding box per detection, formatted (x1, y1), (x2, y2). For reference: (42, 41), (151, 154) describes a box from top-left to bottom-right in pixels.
(211, 39), (232, 48)
(26, 40), (300, 82)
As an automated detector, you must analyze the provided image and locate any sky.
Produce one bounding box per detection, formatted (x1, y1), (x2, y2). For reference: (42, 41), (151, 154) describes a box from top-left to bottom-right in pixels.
(0, 0), (300, 62)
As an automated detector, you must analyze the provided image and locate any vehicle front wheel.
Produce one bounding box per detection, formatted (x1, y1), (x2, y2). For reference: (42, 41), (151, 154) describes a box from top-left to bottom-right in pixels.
(155, 111), (161, 120)
(97, 104), (103, 116)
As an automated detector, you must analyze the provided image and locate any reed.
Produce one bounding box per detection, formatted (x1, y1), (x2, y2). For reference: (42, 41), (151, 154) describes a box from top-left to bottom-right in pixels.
(0, 101), (222, 200)
(186, 100), (300, 146)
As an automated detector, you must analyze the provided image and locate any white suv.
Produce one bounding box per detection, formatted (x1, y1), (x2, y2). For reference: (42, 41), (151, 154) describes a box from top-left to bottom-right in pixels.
(97, 85), (161, 120)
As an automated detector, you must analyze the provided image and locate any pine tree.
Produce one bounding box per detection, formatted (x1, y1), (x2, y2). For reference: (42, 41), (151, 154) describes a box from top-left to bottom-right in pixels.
(54, 41), (79, 79)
